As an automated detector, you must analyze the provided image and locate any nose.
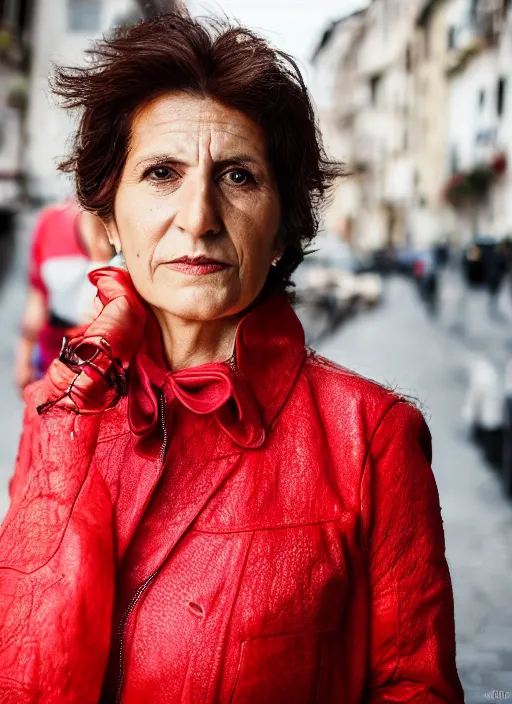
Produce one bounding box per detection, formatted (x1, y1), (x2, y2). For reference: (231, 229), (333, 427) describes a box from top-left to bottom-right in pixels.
(173, 173), (222, 239)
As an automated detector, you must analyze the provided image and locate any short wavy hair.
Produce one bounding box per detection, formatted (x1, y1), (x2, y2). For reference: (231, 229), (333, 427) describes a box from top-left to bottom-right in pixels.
(54, 11), (343, 292)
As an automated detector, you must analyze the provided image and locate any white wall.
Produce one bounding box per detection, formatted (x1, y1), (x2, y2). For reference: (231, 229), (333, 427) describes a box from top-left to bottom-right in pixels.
(448, 50), (499, 172)
(490, 9), (512, 236)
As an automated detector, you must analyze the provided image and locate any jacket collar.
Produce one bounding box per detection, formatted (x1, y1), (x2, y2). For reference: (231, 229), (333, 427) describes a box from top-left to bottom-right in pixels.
(128, 291), (306, 457)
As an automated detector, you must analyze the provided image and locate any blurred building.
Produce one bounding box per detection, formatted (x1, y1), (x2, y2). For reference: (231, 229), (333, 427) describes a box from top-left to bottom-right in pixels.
(410, 0), (452, 248)
(443, 0), (512, 244)
(313, 0), (512, 252)
(313, 0), (423, 251)
(312, 10), (367, 245)
(0, 0), (33, 222)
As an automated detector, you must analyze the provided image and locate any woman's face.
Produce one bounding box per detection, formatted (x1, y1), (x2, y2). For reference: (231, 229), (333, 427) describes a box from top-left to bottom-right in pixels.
(106, 92), (281, 322)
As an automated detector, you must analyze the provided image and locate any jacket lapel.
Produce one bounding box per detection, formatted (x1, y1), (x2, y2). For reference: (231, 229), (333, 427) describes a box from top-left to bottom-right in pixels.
(118, 420), (243, 594)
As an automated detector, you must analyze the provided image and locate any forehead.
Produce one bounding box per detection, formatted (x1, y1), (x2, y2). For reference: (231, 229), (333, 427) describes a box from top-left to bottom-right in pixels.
(128, 92), (267, 160)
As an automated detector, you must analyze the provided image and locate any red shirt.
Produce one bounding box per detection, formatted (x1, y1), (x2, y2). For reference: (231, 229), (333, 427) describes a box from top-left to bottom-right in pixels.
(29, 202), (90, 371)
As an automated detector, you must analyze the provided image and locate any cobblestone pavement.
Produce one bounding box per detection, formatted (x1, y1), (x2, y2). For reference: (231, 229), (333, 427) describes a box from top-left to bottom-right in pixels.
(0, 214), (511, 700)
(315, 276), (512, 704)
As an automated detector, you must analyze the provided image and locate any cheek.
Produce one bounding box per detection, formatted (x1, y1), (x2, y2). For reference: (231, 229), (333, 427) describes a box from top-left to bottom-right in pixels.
(236, 198), (280, 272)
(115, 190), (163, 262)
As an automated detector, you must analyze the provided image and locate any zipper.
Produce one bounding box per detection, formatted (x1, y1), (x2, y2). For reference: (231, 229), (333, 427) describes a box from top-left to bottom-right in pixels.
(115, 392), (169, 704)
(158, 392), (169, 465)
(115, 572), (158, 703)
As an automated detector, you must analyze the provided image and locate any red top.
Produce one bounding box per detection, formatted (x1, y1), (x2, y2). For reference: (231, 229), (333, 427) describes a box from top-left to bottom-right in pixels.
(29, 201), (89, 371)
(0, 274), (464, 703)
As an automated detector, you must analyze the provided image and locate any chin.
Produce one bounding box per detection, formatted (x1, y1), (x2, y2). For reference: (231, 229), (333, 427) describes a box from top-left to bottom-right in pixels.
(161, 285), (243, 322)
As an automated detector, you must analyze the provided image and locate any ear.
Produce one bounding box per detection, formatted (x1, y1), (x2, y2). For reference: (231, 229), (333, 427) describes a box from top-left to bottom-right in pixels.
(102, 217), (122, 254)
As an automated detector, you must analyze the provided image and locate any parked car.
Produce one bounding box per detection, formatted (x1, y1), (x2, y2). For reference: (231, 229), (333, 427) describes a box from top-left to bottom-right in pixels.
(293, 235), (383, 342)
(296, 235), (383, 307)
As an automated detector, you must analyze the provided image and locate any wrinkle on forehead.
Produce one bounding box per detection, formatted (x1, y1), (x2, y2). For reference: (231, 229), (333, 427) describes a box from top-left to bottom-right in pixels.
(128, 92), (267, 164)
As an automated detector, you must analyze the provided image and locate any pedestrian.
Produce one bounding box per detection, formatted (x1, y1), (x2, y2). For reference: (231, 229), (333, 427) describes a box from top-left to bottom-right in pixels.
(462, 357), (505, 470)
(485, 243), (507, 316)
(413, 250), (439, 316)
(14, 200), (113, 390)
(0, 12), (464, 704)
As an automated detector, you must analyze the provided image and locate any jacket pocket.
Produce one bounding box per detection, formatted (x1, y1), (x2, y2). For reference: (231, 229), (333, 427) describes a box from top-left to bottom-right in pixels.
(231, 631), (323, 704)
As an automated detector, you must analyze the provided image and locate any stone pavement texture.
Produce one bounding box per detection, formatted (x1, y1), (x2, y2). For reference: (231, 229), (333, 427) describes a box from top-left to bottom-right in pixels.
(316, 277), (512, 704)
(0, 213), (510, 701)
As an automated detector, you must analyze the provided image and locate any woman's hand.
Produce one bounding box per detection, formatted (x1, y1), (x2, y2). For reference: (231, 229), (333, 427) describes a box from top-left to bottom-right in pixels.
(39, 268), (147, 414)
(85, 267), (147, 365)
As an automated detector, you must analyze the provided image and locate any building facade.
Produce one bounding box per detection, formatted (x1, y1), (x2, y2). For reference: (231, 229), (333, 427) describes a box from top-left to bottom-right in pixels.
(313, 0), (425, 251)
(312, 10), (367, 243)
(410, 0), (453, 248)
(444, 0), (512, 244)
(0, 0), (33, 214)
(313, 0), (512, 252)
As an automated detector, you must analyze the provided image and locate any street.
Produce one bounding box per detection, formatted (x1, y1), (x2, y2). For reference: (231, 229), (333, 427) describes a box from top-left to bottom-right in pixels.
(0, 214), (511, 700)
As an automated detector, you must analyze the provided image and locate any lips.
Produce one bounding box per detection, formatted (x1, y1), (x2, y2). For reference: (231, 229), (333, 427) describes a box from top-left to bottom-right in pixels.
(164, 256), (231, 276)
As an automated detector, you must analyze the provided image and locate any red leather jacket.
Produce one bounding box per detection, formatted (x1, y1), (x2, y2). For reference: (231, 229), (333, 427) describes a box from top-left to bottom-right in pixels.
(0, 290), (464, 703)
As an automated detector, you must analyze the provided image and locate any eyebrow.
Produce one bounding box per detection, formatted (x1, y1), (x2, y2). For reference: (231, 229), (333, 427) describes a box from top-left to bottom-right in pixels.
(134, 152), (264, 171)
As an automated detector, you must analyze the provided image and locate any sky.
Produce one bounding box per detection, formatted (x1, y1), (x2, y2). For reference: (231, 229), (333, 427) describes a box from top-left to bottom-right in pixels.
(188, 0), (369, 77)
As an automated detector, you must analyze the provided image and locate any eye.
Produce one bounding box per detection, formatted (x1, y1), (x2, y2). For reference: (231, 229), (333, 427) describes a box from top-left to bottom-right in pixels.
(223, 169), (253, 186)
(147, 166), (175, 181)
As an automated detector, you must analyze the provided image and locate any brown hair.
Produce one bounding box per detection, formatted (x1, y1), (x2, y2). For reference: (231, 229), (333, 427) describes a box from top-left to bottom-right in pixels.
(53, 11), (343, 292)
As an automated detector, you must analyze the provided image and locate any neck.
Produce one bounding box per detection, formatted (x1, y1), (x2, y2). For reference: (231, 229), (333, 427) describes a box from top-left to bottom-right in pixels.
(153, 308), (241, 371)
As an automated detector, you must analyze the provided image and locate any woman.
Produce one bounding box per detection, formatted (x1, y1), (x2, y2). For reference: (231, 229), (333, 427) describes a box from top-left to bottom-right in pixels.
(0, 13), (464, 704)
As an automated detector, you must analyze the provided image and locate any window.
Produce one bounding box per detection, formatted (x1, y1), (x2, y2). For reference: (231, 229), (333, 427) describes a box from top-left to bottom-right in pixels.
(497, 77), (507, 117)
(447, 26), (456, 50)
(450, 146), (459, 175)
(370, 74), (382, 106)
(469, 0), (478, 23)
(405, 44), (412, 72)
(424, 25), (431, 58)
(68, 0), (101, 32)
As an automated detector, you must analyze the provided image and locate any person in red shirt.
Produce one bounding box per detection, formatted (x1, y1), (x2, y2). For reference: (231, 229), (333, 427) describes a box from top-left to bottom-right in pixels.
(14, 200), (113, 390)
